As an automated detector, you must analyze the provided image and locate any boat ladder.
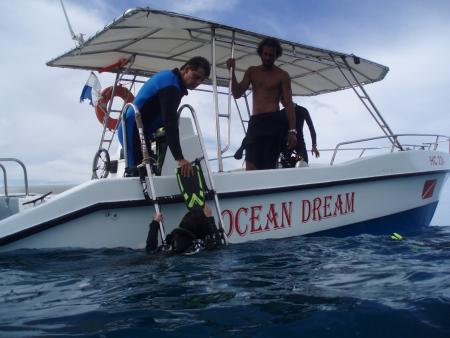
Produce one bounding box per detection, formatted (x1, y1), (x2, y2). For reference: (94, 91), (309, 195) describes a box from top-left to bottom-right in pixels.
(119, 102), (227, 245)
(178, 104), (227, 243)
(92, 73), (140, 179)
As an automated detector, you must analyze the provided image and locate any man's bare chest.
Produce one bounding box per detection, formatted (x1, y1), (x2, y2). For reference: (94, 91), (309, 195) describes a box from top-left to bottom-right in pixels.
(251, 72), (282, 91)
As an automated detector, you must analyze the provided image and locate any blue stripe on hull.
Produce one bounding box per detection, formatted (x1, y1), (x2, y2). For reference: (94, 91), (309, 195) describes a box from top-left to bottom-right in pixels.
(309, 201), (439, 237)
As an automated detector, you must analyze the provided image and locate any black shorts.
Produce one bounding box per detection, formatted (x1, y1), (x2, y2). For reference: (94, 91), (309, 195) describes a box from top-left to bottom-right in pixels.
(246, 135), (281, 169)
(245, 111), (283, 170)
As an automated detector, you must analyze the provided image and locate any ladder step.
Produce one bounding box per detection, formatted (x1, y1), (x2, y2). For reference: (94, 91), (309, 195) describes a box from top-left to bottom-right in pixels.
(103, 139), (113, 143)
(218, 114), (230, 118)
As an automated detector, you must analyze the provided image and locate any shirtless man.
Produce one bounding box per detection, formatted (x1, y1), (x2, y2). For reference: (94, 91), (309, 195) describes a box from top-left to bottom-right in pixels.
(227, 37), (297, 170)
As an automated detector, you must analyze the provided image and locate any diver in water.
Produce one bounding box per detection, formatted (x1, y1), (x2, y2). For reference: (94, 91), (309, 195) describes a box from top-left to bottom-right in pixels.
(146, 204), (225, 255)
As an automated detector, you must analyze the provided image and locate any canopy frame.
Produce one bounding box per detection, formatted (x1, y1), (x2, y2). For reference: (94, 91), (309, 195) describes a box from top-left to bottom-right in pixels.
(47, 8), (397, 171)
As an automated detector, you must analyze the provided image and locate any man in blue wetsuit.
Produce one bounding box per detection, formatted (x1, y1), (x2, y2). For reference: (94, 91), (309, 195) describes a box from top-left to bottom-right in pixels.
(118, 56), (210, 177)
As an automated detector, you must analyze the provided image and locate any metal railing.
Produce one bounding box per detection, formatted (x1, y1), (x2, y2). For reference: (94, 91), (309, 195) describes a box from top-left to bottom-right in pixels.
(120, 102), (168, 241)
(330, 133), (450, 165)
(0, 164), (7, 197)
(0, 158), (29, 197)
(177, 104), (227, 240)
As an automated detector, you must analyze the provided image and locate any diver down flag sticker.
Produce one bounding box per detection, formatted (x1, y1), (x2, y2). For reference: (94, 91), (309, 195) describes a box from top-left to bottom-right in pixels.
(422, 179), (437, 199)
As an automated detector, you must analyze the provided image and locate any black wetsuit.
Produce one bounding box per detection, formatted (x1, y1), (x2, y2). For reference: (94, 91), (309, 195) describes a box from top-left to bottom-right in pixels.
(280, 104), (317, 163)
(146, 216), (220, 254)
(240, 111), (284, 170)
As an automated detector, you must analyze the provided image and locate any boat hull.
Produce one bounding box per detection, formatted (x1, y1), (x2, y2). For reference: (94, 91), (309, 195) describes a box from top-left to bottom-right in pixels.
(0, 150), (449, 251)
(218, 172), (446, 243)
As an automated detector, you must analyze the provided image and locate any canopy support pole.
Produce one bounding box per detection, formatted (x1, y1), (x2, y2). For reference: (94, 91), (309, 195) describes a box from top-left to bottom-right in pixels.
(332, 54), (402, 150)
(222, 31), (236, 155)
(211, 28), (224, 172)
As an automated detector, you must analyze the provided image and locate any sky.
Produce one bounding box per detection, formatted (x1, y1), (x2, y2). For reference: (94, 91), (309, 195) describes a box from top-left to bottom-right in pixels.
(0, 0), (449, 223)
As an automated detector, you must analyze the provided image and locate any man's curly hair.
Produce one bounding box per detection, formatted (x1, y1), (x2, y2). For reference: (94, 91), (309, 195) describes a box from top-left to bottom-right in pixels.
(257, 38), (282, 58)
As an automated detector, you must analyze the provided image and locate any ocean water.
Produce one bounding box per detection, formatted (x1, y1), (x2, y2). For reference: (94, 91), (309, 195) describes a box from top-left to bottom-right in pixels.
(1, 226), (450, 338)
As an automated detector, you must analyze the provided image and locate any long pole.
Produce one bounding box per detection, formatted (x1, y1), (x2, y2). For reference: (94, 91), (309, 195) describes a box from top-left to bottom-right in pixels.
(121, 103), (167, 242)
(211, 28), (223, 172)
(134, 110), (166, 241)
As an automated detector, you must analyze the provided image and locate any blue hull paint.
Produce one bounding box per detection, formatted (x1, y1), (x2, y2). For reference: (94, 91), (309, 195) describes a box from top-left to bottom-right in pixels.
(310, 201), (439, 237)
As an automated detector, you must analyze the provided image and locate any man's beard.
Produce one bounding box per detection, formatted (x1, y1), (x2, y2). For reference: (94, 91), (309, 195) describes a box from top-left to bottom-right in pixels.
(262, 61), (274, 69)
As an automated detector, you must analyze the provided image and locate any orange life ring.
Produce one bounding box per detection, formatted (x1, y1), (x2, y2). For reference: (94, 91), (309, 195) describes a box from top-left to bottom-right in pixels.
(95, 86), (134, 130)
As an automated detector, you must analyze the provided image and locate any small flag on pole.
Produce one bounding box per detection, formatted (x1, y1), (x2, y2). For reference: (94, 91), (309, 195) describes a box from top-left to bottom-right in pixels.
(80, 72), (101, 106)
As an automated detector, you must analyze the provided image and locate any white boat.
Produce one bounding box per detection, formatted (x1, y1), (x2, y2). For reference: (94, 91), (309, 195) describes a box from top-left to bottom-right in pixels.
(1, 8), (449, 251)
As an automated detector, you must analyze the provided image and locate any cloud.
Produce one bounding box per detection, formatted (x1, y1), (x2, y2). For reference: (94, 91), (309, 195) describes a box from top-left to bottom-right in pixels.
(353, 19), (450, 137)
(0, 1), (105, 184)
(133, 0), (239, 16)
(171, 0), (239, 15)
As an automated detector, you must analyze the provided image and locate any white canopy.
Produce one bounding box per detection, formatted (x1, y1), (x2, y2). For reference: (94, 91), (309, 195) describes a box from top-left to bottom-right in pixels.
(47, 8), (389, 96)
